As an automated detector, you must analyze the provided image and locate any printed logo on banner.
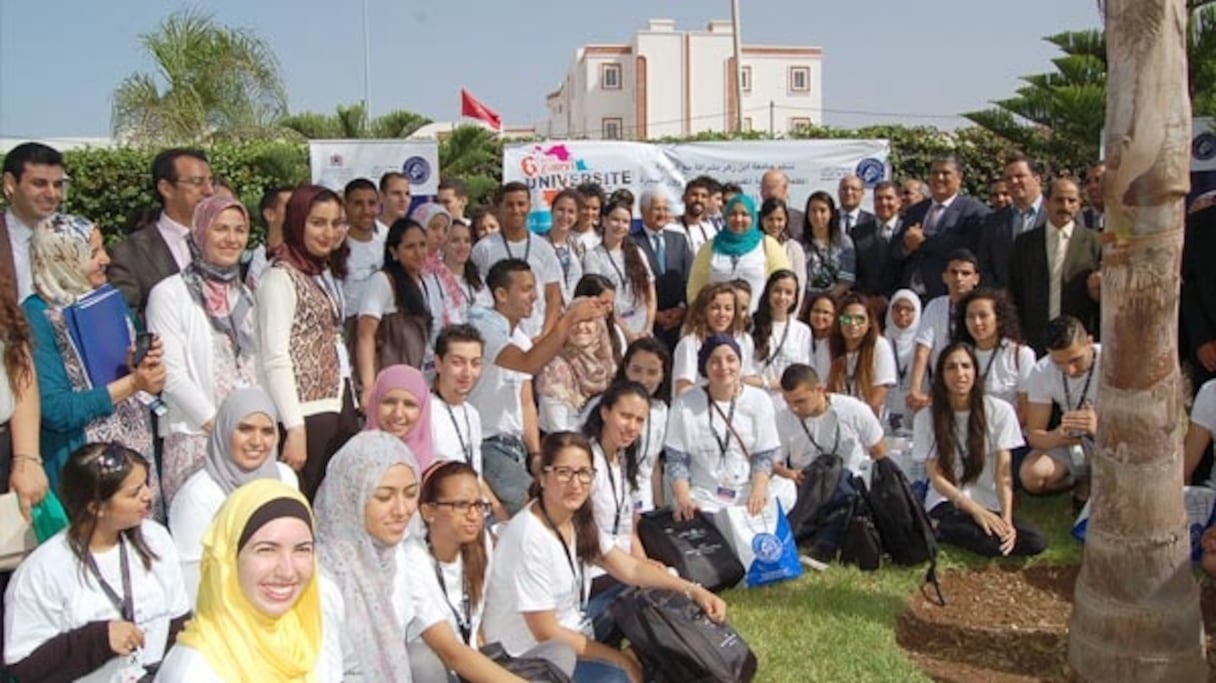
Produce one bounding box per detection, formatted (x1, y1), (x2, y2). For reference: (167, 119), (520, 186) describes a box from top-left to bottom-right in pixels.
(515, 144), (633, 209)
(402, 156), (431, 185)
(1194, 132), (1216, 162)
(328, 154), (344, 167)
(855, 158), (886, 186)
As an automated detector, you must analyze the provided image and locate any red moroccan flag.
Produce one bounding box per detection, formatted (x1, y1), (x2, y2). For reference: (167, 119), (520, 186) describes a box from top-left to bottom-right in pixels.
(460, 89), (502, 131)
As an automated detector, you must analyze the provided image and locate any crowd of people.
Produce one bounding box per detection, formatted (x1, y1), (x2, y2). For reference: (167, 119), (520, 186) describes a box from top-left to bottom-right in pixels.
(0, 139), (1214, 682)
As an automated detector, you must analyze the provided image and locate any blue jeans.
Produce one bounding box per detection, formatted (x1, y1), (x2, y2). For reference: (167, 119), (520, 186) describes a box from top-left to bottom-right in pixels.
(482, 435), (534, 516)
(586, 580), (627, 645)
(573, 658), (632, 683)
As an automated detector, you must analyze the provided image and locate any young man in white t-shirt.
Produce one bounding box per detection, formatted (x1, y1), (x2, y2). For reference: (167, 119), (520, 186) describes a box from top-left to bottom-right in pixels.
(1184, 378), (1216, 487)
(773, 364), (887, 481)
(906, 249), (981, 411)
(340, 178), (387, 321)
(467, 259), (606, 515)
(429, 324), (508, 522)
(470, 182), (564, 340)
(1020, 315), (1100, 500)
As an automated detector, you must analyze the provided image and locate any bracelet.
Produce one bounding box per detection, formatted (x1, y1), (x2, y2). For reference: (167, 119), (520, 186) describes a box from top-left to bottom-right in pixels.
(683, 581), (702, 599)
(13, 453), (43, 466)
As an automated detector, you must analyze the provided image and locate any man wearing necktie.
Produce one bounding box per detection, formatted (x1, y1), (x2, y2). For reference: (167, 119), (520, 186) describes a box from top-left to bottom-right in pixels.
(1081, 162), (1106, 231)
(837, 175), (873, 237)
(889, 155), (989, 299)
(632, 187), (693, 350)
(978, 153), (1046, 288)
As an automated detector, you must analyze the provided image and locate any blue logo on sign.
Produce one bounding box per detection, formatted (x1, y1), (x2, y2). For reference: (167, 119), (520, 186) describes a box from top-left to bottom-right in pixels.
(855, 158), (886, 186)
(402, 156), (431, 185)
(1193, 132), (1216, 162)
(751, 532), (784, 563)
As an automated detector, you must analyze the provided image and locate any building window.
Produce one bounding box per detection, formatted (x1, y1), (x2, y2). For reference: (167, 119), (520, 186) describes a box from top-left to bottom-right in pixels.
(602, 63), (622, 90)
(788, 117), (812, 132)
(789, 66), (811, 93)
(602, 117), (623, 140)
(742, 117), (753, 132)
(740, 66), (752, 93)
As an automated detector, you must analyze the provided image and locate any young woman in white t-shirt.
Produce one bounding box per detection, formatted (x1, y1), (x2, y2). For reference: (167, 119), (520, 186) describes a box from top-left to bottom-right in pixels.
(546, 190), (585, 307)
(5, 444), (190, 682)
(672, 282), (757, 395)
(408, 460), (575, 682)
(581, 381), (654, 562)
(803, 291), (837, 381)
(481, 432), (726, 683)
(827, 293), (896, 418)
(751, 269), (813, 398)
(915, 343), (1046, 557)
(955, 289), (1035, 422)
(581, 197), (655, 340)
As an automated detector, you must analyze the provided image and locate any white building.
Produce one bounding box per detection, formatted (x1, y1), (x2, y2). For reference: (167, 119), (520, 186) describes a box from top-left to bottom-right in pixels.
(544, 18), (823, 140)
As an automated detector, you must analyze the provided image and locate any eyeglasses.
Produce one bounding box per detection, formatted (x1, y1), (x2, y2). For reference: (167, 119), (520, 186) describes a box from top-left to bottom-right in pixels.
(838, 314), (868, 326)
(173, 176), (215, 188)
(544, 466), (596, 485)
(431, 499), (491, 515)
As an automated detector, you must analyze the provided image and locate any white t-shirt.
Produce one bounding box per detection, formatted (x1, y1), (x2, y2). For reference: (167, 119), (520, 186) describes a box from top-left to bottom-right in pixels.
(670, 219), (718, 255)
(581, 244), (654, 334)
(915, 396), (1024, 512)
(546, 237), (584, 306)
(158, 638), (342, 683)
(429, 394), (485, 474)
(1192, 379), (1216, 434)
(973, 341), (1036, 410)
(1024, 344), (1102, 411)
(4, 522), (190, 681)
(754, 319), (813, 395)
(590, 441), (633, 559)
(0, 342), (13, 424)
(704, 246), (768, 315)
(168, 464), (298, 607)
(467, 306), (532, 440)
(342, 229), (386, 320)
(915, 296), (957, 371)
(664, 384), (779, 510)
(777, 393), (884, 475)
(580, 396), (669, 513)
(401, 536), (489, 646)
(841, 336), (898, 396)
(481, 504), (611, 657)
(471, 233), (562, 339)
(672, 333), (756, 391)
(572, 229), (602, 255)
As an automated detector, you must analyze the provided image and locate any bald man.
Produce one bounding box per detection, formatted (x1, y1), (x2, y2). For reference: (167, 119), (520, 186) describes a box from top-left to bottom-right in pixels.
(836, 175), (874, 237)
(761, 169), (806, 242)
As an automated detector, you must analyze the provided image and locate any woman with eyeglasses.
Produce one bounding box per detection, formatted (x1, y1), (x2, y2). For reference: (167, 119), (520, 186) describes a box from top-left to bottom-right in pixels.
(827, 293), (896, 420)
(404, 460), (575, 682)
(4, 443), (190, 682)
(482, 432), (726, 683)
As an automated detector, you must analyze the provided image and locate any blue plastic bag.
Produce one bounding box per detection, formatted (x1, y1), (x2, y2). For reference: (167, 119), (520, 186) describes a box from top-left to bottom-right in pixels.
(743, 501), (803, 588)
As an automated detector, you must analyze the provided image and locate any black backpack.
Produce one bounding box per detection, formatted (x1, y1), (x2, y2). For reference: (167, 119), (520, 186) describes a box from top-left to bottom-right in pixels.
(636, 509), (745, 593)
(839, 481), (883, 571)
(610, 587), (758, 683)
(785, 455), (858, 560)
(863, 457), (944, 604)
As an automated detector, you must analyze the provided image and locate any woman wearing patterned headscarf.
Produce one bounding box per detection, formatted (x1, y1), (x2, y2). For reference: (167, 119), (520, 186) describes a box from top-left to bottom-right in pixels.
(314, 430), (420, 682)
(536, 317), (616, 433)
(686, 194), (790, 315)
(158, 479), (338, 682)
(364, 364), (436, 471)
(412, 202), (471, 336)
(147, 195), (260, 507)
(22, 213), (166, 509)
(169, 387), (298, 605)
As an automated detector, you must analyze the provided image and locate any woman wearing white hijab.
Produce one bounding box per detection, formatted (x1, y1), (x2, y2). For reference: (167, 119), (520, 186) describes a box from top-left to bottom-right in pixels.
(314, 431), (420, 681)
(169, 387), (298, 605)
(883, 289), (922, 434)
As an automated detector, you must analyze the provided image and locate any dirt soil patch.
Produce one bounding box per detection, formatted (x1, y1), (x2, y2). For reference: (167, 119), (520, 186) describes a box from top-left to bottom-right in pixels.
(896, 565), (1216, 682)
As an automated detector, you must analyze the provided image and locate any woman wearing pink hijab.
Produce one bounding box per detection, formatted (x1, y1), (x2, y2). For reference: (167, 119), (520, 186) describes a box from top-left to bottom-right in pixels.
(365, 364), (435, 469)
(147, 195), (260, 506)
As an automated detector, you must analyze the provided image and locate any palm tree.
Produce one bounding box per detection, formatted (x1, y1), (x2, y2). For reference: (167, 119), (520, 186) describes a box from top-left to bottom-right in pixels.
(1067, 0), (1207, 679)
(438, 125), (503, 205)
(111, 10), (287, 145)
(277, 103), (431, 139)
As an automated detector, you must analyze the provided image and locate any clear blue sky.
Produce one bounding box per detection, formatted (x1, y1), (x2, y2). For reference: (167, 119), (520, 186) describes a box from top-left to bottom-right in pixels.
(0, 0), (1103, 138)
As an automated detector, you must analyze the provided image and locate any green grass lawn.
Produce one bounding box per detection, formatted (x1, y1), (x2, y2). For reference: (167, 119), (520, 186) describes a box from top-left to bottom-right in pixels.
(724, 495), (1085, 683)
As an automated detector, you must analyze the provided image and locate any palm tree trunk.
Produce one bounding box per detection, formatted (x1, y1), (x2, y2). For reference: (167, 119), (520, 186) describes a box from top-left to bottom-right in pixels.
(1068, 0), (1207, 680)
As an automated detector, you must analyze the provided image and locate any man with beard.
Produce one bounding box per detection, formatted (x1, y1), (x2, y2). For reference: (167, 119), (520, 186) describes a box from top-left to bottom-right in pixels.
(1081, 162), (1106, 230)
(673, 176), (719, 254)
(1, 142), (65, 301)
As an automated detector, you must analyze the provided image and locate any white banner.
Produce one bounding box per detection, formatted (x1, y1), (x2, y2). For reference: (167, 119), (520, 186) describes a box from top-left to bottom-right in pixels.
(309, 139), (440, 195)
(502, 139), (890, 221)
(1191, 117), (1216, 212)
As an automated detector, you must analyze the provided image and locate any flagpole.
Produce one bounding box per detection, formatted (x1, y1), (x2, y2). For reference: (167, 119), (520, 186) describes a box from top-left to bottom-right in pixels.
(362, 0), (372, 123)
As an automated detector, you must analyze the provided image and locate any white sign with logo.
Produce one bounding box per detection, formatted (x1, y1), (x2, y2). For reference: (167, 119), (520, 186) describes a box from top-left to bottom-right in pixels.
(1190, 117), (1216, 211)
(308, 139), (440, 195)
(502, 139), (891, 219)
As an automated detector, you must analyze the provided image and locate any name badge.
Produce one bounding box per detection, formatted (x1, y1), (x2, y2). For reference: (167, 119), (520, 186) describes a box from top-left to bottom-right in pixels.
(716, 486), (738, 503)
(621, 307), (639, 319)
(633, 498), (644, 512)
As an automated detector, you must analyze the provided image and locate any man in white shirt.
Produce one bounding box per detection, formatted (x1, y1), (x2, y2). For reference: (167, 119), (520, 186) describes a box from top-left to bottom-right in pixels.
(905, 249), (981, 411)
(836, 175), (874, 237)
(470, 182), (564, 340)
(467, 258), (604, 515)
(1, 142), (65, 303)
(109, 148), (215, 317)
(673, 177), (719, 254)
(377, 171), (411, 233)
(340, 178), (386, 322)
(1020, 315), (1100, 500)
(773, 364), (887, 481)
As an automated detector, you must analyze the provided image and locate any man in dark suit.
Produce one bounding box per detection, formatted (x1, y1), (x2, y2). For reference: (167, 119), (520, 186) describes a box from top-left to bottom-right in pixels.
(1080, 161), (1106, 230)
(761, 169), (805, 242)
(837, 174), (875, 237)
(1, 142), (66, 303)
(108, 148), (215, 317)
(978, 153), (1046, 288)
(889, 154), (989, 299)
(1008, 177), (1102, 355)
(632, 187), (694, 351)
(851, 180), (901, 297)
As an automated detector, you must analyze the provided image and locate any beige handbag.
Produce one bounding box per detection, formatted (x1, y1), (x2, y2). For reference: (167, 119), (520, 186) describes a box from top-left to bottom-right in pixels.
(0, 492), (36, 571)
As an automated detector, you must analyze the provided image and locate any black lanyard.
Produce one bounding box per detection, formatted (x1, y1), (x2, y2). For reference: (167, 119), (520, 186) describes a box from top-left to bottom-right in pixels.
(436, 391), (474, 466)
(705, 388), (738, 470)
(800, 407), (840, 459)
(1062, 358), (1096, 410)
(762, 320), (792, 371)
(891, 340), (908, 384)
(537, 500), (586, 611)
(946, 301), (956, 341)
(501, 232), (531, 263)
(978, 342), (1003, 383)
(598, 442), (626, 536)
(845, 354), (859, 397)
(550, 238), (573, 282)
(599, 245), (629, 295)
(430, 550), (473, 644)
(85, 540), (134, 622)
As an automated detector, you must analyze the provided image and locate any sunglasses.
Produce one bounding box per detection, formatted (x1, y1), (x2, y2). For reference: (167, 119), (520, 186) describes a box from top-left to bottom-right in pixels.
(838, 314), (868, 326)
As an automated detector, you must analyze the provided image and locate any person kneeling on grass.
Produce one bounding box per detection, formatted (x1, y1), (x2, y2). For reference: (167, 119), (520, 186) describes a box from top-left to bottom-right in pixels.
(914, 342), (1047, 557)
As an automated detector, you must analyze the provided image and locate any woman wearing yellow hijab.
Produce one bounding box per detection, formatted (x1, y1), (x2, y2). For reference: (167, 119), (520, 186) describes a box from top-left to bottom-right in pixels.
(156, 479), (341, 681)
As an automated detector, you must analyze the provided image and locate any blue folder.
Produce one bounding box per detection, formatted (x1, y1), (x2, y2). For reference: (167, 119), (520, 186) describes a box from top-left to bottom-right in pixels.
(62, 284), (132, 388)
